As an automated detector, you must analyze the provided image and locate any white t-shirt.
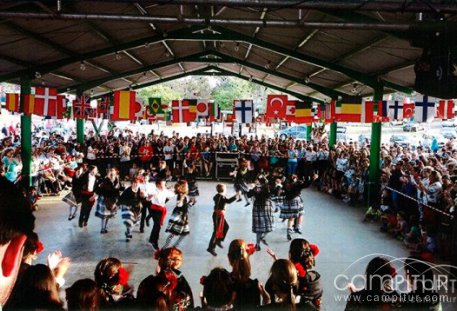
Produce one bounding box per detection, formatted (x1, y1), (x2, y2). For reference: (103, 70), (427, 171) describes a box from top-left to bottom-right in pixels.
(163, 145), (174, 161)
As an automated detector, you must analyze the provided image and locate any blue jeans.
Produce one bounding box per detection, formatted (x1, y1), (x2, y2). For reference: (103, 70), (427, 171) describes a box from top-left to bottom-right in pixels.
(287, 161), (298, 176)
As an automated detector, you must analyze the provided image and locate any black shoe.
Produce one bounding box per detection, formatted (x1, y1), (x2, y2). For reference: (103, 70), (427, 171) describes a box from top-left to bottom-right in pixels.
(68, 216), (72, 221)
(152, 242), (159, 250)
(216, 241), (223, 249)
(207, 248), (217, 256)
(261, 239), (269, 246)
(255, 244), (261, 251)
(287, 233), (292, 241)
(84, 222), (88, 227)
(140, 228), (144, 233)
(294, 228), (302, 235)
(146, 220), (150, 227)
(245, 202), (250, 207)
(79, 222), (83, 228)
(100, 230), (105, 234)
(236, 198), (242, 202)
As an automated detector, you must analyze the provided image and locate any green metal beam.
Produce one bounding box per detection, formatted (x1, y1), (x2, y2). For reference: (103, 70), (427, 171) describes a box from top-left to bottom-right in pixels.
(0, 25), (409, 94)
(64, 49), (342, 99)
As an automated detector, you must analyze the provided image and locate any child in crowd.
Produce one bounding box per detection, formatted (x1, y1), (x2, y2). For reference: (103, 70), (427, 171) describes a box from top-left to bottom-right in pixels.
(65, 279), (100, 311)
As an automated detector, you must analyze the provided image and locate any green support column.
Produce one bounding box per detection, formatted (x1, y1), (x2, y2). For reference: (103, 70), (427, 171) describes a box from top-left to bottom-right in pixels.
(329, 122), (337, 148)
(20, 77), (32, 187)
(76, 89), (85, 145)
(368, 85), (384, 206)
(306, 123), (312, 141)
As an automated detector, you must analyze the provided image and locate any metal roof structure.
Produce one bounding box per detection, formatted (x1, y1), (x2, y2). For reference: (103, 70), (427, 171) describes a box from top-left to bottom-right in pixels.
(1, 0), (456, 101)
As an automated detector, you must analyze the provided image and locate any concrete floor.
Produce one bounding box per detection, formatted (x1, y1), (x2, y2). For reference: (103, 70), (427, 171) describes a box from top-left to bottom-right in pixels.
(33, 182), (454, 310)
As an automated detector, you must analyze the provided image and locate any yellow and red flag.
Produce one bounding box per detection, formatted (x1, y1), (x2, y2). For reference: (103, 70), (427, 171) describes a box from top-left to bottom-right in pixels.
(112, 90), (136, 120)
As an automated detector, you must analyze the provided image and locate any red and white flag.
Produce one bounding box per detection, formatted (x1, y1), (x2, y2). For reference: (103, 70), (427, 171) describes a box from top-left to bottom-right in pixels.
(97, 95), (110, 119)
(403, 98), (415, 119)
(34, 87), (57, 117)
(54, 95), (67, 119)
(172, 100), (191, 123)
(360, 101), (375, 123)
(266, 94), (287, 119)
(436, 100), (455, 120)
(285, 100), (296, 122)
(196, 100), (209, 118)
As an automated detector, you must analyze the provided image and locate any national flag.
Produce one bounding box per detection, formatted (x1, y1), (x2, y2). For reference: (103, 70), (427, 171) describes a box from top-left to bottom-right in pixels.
(414, 95), (436, 123)
(377, 100), (389, 121)
(73, 95), (91, 119)
(234, 100), (254, 124)
(54, 95), (67, 119)
(360, 101), (375, 123)
(112, 90), (136, 121)
(265, 94), (287, 119)
(186, 99), (197, 114)
(319, 100), (335, 123)
(97, 95), (110, 119)
(285, 100), (296, 122)
(225, 113), (234, 122)
(22, 94), (35, 116)
(336, 96), (362, 122)
(196, 100), (210, 118)
(403, 99), (415, 119)
(209, 102), (221, 122)
(295, 101), (313, 124)
(34, 87), (57, 117)
(134, 98), (144, 122)
(148, 97), (163, 115)
(388, 100), (404, 120)
(436, 100), (455, 120)
(172, 100), (192, 123)
(5, 93), (19, 113)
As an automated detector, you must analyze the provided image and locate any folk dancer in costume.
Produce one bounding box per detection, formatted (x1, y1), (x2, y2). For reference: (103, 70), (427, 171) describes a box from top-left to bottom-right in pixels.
(63, 164), (85, 221)
(207, 184), (238, 256)
(95, 168), (121, 234)
(147, 178), (175, 250)
(78, 165), (99, 228)
(184, 163), (199, 206)
(163, 180), (191, 249)
(119, 178), (144, 241)
(280, 174), (313, 241)
(233, 158), (251, 207)
(247, 176), (274, 251)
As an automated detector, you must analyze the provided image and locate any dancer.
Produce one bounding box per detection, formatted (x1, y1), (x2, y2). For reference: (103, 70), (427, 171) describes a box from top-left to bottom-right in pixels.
(233, 158), (251, 207)
(147, 178), (175, 249)
(139, 171), (154, 233)
(95, 168), (121, 234)
(185, 163), (199, 206)
(281, 174), (311, 241)
(78, 165), (98, 228)
(207, 184), (238, 256)
(247, 176), (274, 251)
(119, 178), (144, 241)
(64, 164), (85, 221)
(163, 180), (191, 248)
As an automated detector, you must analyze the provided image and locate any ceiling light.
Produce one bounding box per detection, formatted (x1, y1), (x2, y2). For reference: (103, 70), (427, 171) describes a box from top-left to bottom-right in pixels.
(115, 52), (122, 60)
(304, 76), (310, 84)
(35, 71), (41, 79)
(265, 61), (271, 69)
(80, 62), (86, 71)
(234, 43), (240, 52)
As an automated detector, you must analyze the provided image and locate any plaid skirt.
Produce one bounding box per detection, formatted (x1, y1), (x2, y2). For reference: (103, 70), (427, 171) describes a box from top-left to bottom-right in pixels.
(279, 196), (304, 220)
(252, 200), (274, 233)
(165, 208), (190, 235)
(62, 191), (79, 207)
(95, 196), (117, 219)
(234, 181), (249, 193)
(120, 205), (140, 229)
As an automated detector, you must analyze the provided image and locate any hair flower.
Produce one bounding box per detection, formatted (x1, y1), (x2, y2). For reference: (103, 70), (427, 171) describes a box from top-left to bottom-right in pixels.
(294, 263), (306, 278)
(118, 267), (129, 286)
(246, 243), (256, 255)
(200, 275), (207, 285)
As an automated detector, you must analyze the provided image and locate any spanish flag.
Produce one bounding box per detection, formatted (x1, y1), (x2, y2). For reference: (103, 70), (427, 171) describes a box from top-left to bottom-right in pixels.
(5, 93), (19, 113)
(23, 94), (35, 116)
(295, 100), (314, 124)
(112, 91), (136, 120)
(336, 96), (362, 122)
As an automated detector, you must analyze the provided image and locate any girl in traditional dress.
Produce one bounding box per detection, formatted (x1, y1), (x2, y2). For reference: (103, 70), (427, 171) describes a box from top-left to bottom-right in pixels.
(184, 163), (199, 206)
(207, 184), (238, 256)
(163, 180), (191, 248)
(119, 178), (143, 241)
(95, 168), (121, 234)
(247, 176), (274, 251)
(233, 158), (251, 207)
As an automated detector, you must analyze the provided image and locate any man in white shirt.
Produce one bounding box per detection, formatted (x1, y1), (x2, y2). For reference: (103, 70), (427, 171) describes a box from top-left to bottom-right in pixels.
(147, 178), (174, 249)
(78, 165), (98, 228)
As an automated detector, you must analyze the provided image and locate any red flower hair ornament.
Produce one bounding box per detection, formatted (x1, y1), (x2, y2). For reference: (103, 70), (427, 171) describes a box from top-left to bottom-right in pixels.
(309, 244), (319, 257)
(118, 267), (129, 286)
(200, 276), (207, 285)
(36, 241), (44, 254)
(246, 243), (256, 255)
(294, 263), (307, 278)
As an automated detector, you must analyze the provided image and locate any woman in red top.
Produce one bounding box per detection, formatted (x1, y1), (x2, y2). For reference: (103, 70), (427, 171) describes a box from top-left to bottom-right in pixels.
(138, 141), (153, 170)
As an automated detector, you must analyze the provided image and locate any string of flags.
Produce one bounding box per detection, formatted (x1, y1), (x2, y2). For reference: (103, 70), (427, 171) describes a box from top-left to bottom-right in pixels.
(2, 87), (456, 124)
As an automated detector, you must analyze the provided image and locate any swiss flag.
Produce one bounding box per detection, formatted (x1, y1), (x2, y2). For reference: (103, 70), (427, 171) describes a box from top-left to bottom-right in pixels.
(266, 94), (287, 119)
(285, 100), (296, 122)
(34, 87), (57, 117)
(436, 100), (455, 120)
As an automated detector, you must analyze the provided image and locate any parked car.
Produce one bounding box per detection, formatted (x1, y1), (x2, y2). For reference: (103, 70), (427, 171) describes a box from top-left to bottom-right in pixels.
(403, 123), (424, 132)
(278, 125), (308, 139)
(390, 135), (411, 147)
(442, 131), (457, 140)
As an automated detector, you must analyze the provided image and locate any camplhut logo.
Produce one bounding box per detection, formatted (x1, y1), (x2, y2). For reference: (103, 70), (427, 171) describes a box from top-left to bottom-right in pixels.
(333, 254), (457, 305)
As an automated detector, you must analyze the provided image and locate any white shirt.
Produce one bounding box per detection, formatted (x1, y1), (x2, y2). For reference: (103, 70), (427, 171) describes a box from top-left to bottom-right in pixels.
(87, 174), (96, 192)
(163, 145), (174, 160)
(141, 182), (156, 197)
(150, 187), (175, 206)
